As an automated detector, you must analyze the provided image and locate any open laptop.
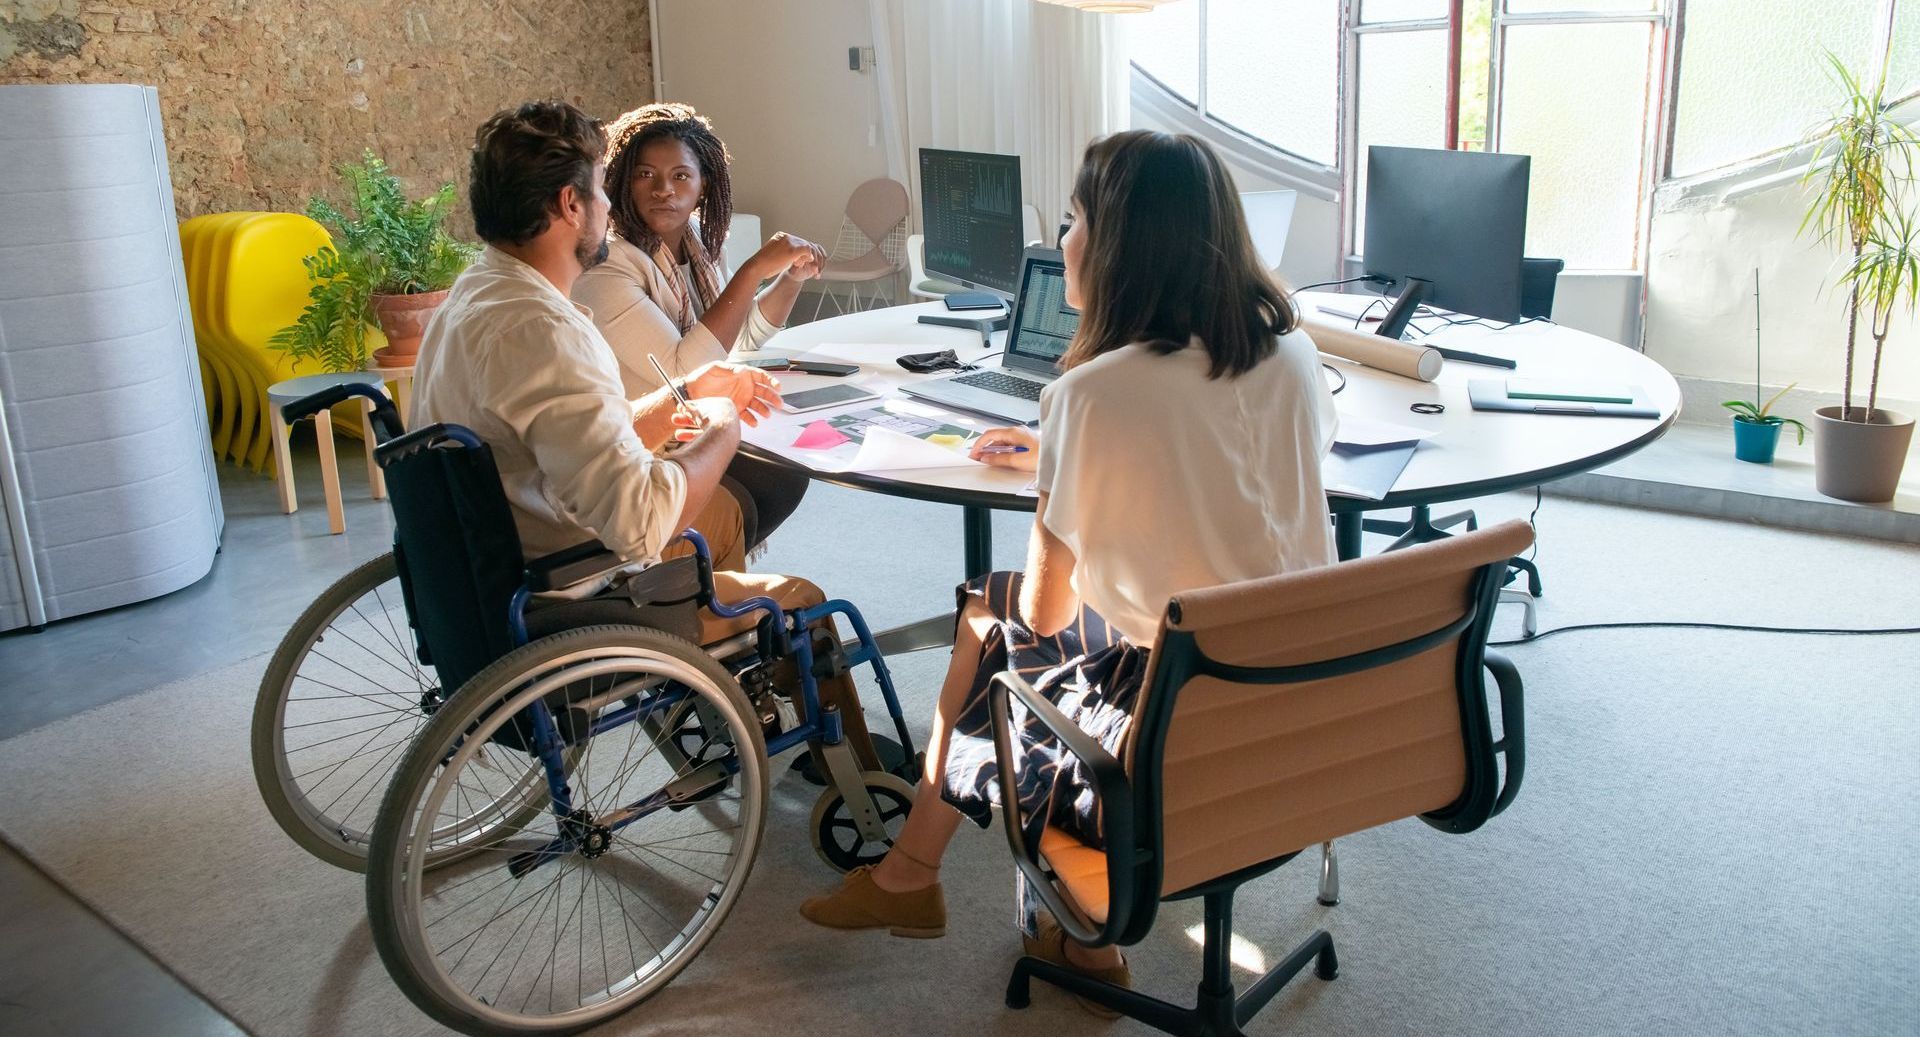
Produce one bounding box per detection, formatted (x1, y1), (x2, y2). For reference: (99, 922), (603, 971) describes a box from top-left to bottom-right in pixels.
(1240, 189), (1296, 272)
(902, 247), (1077, 424)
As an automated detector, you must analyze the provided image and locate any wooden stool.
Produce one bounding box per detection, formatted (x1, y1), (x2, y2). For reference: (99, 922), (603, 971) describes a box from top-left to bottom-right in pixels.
(268, 372), (387, 535)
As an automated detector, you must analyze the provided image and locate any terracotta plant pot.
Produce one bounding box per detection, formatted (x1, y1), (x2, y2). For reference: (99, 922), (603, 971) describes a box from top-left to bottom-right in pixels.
(369, 289), (449, 366)
(1812, 404), (1915, 503)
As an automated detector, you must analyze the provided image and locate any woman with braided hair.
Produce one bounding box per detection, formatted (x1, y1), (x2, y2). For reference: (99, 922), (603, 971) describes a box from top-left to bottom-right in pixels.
(576, 101), (824, 549)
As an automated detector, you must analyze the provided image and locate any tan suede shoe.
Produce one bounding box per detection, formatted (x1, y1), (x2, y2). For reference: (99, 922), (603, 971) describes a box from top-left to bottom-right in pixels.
(799, 865), (946, 938)
(1021, 914), (1133, 1019)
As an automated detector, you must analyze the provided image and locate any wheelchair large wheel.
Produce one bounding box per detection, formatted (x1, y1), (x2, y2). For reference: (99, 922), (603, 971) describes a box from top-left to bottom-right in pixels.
(252, 553), (556, 872)
(367, 625), (768, 1036)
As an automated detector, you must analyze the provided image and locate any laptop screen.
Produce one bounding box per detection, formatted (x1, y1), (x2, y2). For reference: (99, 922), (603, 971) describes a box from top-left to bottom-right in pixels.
(1004, 249), (1080, 376)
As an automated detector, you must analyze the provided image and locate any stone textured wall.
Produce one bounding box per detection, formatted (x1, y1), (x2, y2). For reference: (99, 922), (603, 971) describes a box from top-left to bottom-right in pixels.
(0, 0), (654, 234)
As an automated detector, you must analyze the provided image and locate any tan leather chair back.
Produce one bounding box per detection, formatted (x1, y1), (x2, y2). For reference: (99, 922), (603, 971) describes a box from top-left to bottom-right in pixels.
(1142, 520), (1533, 897)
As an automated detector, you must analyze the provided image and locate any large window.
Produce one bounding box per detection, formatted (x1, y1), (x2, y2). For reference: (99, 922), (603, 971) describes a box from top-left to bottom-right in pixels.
(1131, 1), (1918, 275)
(1669, 0), (1884, 178)
(1127, 0), (1341, 167)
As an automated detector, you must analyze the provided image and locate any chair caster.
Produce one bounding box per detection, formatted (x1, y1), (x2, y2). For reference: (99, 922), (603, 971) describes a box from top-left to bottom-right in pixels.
(810, 770), (916, 872)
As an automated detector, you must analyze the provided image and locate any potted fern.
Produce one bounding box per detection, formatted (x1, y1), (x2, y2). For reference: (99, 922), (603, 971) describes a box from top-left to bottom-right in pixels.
(272, 151), (477, 371)
(1801, 55), (1919, 502)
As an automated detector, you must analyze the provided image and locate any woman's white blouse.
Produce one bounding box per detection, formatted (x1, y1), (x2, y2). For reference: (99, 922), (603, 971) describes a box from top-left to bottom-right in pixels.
(1035, 330), (1338, 646)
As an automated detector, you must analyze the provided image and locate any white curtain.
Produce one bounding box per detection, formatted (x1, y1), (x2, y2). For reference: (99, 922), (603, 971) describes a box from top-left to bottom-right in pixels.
(867, 0), (1130, 245)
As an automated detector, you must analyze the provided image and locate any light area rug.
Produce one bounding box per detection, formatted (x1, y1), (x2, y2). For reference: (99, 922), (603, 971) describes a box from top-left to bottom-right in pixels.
(1, 619), (1915, 1036)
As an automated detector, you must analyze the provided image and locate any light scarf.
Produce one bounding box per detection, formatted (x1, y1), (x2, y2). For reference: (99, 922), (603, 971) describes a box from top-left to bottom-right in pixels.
(648, 224), (725, 334)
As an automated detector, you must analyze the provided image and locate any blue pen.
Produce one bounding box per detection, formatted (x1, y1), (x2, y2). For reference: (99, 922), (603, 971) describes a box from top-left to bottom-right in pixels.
(976, 444), (1029, 455)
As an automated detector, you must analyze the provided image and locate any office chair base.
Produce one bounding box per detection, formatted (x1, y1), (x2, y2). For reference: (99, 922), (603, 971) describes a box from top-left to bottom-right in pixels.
(1006, 892), (1336, 1037)
(1500, 587), (1538, 639)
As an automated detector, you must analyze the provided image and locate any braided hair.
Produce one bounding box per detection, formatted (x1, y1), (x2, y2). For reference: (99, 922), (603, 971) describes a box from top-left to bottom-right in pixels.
(604, 101), (733, 260)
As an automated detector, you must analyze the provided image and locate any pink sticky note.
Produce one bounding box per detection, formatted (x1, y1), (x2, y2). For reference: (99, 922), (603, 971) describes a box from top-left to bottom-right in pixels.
(792, 420), (850, 450)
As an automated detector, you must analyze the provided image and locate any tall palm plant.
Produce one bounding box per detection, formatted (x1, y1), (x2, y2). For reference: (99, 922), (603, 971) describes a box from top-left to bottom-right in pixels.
(1842, 207), (1920, 420)
(1799, 53), (1917, 422)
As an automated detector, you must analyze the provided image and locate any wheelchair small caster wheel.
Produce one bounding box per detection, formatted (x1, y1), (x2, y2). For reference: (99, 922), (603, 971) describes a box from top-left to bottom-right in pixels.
(809, 771), (915, 873)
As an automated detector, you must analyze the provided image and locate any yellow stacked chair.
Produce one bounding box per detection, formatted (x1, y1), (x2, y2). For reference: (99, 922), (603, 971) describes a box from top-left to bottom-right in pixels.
(178, 212), (388, 474)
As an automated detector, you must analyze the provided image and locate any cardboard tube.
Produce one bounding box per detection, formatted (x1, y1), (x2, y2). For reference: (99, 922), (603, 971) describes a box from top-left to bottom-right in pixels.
(1301, 316), (1442, 382)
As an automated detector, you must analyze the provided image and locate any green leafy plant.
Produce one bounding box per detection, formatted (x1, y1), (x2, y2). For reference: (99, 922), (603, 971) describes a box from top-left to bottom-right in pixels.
(268, 246), (375, 373)
(307, 151), (477, 295)
(1723, 385), (1810, 445)
(1799, 52), (1919, 422)
(1839, 205), (1920, 420)
(271, 151), (479, 372)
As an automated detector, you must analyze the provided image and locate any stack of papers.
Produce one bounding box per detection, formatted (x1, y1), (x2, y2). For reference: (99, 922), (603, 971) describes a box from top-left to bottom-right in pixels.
(1324, 412), (1433, 501)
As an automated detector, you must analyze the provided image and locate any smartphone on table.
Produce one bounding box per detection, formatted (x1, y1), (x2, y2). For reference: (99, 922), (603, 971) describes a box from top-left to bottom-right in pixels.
(739, 356), (858, 377)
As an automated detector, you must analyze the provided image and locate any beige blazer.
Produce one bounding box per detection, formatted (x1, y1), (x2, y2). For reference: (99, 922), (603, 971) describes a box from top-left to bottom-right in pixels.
(573, 234), (782, 399)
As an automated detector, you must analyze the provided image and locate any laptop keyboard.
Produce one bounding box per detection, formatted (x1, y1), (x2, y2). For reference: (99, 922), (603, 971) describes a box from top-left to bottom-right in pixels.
(952, 370), (1045, 401)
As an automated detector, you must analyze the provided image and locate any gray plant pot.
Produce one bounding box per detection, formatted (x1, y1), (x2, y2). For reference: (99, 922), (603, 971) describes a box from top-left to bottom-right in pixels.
(1812, 405), (1915, 503)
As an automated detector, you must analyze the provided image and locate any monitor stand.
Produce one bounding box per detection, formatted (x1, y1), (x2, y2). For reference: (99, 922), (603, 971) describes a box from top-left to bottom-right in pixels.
(1374, 277), (1431, 341)
(917, 313), (1008, 334)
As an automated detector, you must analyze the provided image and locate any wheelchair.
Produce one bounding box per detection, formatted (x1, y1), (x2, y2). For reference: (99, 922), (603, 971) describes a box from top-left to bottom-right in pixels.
(250, 383), (921, 1035)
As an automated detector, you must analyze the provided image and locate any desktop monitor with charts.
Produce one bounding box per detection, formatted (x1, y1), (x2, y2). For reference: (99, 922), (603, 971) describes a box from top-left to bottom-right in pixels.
(919, 148), (1024, 302)
(901, 247), (1077, 425)
(1363, 145), (1529, 324)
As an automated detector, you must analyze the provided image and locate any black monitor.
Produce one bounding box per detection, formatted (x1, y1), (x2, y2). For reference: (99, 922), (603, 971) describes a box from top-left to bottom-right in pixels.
(919, 148), (1023, 300)
(1363, 145), (1530, 324)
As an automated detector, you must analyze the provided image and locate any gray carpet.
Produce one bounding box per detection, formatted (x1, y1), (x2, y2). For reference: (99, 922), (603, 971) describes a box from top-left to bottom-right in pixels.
(0, 492), (1915, 1036)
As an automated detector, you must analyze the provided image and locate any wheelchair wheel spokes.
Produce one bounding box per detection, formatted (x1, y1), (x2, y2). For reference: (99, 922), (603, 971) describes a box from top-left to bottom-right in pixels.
(254, 553), (435, 870)
(368, 628), (768, 1035)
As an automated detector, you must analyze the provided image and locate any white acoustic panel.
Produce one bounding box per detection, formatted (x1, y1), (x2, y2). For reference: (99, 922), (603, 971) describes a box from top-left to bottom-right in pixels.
(0, 84), (221, 630)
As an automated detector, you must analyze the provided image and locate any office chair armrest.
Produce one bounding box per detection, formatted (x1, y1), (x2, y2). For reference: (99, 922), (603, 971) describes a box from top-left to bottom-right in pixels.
(1484, 651), (1525, 817)
(523, 540), (626, 594)
(987, 670), (1138, 948)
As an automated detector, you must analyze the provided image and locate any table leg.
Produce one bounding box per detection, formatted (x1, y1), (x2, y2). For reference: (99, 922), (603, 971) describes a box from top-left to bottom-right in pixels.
(867, 505), (995, 657)
(314, 410), (345, 535)
(1334, 511), (1363, 562)
(963, 505), (993, 579)
(362, 398), (386, 500)
(393, 373), (413, 427)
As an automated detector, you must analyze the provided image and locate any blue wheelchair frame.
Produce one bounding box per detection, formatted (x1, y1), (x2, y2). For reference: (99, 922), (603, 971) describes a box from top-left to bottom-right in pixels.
(282, 382), (921, 881)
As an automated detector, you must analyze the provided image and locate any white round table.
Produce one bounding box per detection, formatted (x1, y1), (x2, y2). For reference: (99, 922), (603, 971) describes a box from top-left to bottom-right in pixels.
(747, 296), (1679, 573)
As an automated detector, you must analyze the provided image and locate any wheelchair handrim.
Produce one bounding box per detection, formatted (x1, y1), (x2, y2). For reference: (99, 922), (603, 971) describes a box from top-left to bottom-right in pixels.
(383, 646), (766, 1030)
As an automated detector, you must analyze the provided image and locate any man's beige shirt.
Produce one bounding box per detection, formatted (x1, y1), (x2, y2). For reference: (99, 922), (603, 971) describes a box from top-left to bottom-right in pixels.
(411, 246), (687, 564)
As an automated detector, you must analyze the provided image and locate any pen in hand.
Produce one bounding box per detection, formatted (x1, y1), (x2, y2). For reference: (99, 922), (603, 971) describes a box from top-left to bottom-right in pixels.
(975, 444), (1029, 455)
(647, 354), (704, 434)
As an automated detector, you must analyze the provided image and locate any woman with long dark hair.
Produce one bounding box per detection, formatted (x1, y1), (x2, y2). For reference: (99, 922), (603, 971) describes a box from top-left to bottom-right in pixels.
(800, 130), (1338, 1008)
(575, 101), (821, 550)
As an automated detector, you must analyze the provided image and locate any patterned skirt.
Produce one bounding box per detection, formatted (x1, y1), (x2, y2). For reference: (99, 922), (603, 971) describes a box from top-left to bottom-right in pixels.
(938, 571), (1151, 932)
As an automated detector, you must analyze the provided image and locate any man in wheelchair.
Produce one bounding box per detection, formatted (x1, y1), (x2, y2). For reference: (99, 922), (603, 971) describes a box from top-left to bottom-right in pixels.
(410, 99), (887, 771)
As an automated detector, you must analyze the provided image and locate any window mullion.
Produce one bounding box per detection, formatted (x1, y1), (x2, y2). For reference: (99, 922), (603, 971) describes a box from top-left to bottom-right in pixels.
(1196, 0), (1209, 117)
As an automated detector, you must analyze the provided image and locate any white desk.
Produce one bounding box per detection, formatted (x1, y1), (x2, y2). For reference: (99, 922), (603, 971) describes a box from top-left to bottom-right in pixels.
(746, 296), (1679, 573)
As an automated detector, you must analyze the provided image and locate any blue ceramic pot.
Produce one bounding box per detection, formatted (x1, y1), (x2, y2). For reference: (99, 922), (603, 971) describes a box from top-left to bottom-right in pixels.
(1733, 415), (1782, 464)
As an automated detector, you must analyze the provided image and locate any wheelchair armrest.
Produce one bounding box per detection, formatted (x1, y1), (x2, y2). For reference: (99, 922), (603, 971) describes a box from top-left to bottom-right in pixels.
(987, 670), (1139, 949)
(524, 540), (626, 594)
(281, 383), (405, 444)
(1484, 651), (1525, 817)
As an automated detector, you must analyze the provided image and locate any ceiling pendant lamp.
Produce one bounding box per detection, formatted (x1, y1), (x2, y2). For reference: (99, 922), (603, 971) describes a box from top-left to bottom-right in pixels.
(1035, 0), (1180, 13)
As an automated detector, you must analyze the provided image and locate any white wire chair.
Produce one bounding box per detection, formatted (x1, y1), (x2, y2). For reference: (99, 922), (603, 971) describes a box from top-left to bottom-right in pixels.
(809, 178), (909, 320)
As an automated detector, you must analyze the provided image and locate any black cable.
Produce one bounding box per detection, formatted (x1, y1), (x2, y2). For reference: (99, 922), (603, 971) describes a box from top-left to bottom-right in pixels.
(1321, 363), (1347, 395)
(1292, 275), (1387, 295)
(1352, 297), (1387, 330)
(1492, 620), (1920, 648)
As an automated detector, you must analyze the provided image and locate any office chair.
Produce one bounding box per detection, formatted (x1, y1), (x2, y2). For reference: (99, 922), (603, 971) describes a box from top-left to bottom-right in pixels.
(990, 521), (1530, 1036)
(1359, 256), (1562, 637)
